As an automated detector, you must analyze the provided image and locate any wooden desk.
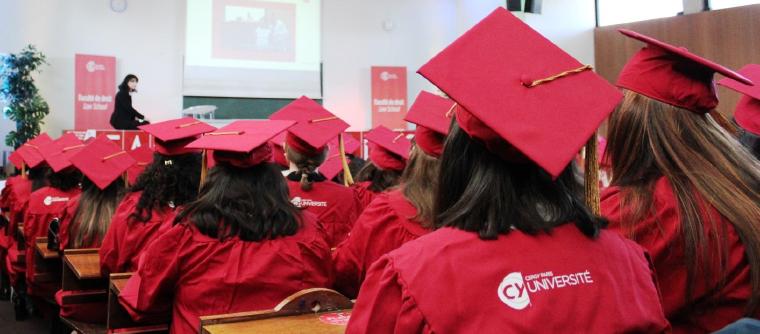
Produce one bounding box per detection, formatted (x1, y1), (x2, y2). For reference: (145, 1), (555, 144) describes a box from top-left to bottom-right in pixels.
(33, 237), (61, 283)
(60, 249), (107, 305)
(202, 311), (351, 334)
(107, 273), (169, 333)
(35, 237), (60, 259)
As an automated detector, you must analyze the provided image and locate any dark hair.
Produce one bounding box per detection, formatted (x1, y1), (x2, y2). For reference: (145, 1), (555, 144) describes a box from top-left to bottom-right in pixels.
(118, 74), (138, 92)
(607, 90), (760, 315)
(29, 165), (49, 192)
(175, 163), (302, 241)
(332, 154), (366, 185)
(284, 145), (327, 191)
(129, 153), (201, 222)
(737, 125), (760, 160)
(400, 145), (440, 226)
(435, 122), (605, 240)
(69, 177), (125, 248)
(48, 169), (82, 192)
(354, 162), (402, 193)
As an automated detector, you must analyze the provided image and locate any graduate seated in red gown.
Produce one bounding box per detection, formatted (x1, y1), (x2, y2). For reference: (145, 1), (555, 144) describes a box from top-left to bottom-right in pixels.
(601, 30), (760, 333)
(333, 90), (452, 298)
(100, 118), (213, 275)
(119, 120), (333, 334)
(24, 133), (84, 305)
(53, 135), (135, 323)
(3, 134), (52, 319)
(717, 64), (760, 160)
(347, 8), (670, 333)
(352, 125), (411, 210)
(269, 96), (362, 247)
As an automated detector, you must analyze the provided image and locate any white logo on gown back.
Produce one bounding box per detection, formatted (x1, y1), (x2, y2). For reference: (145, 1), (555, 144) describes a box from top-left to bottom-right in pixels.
(498, 272), (530, 310)
(498, 270), (594, 310)
(291, 196), (327, 208)
(43, 196), (70, 206)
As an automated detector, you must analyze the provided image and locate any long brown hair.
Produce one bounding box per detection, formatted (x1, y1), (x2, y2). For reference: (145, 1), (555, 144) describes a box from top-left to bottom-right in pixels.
(70, 177), (125, 248)
(606, 90), (760, 314)
(400, 145), (439, 227)
(285, 144), (327, 191)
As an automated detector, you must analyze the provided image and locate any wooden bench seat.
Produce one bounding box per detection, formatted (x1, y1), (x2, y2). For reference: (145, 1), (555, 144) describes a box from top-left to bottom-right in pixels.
(200, 288), (354, 334)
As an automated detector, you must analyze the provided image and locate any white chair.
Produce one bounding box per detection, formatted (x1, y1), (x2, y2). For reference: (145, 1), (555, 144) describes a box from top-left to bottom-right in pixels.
(182, 105), (217, 120)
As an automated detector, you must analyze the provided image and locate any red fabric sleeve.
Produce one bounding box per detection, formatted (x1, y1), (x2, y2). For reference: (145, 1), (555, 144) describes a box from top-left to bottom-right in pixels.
(118, 225), (185, 321)
(346, 255), (429, 334)
(99, 192), (140, 275)
(332, 195), (397, 298)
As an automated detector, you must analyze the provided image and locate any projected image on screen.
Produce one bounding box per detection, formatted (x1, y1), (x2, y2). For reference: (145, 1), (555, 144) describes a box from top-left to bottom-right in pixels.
(213, 1), (296, 62)
(185, 0), (321, 99)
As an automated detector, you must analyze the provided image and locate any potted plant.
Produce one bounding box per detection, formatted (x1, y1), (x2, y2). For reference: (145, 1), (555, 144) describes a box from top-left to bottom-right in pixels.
(0, 45), (50, 149)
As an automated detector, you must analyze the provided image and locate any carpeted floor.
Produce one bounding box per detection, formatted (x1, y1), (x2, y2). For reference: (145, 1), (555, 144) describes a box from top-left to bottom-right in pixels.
(0, 298), (50, 334)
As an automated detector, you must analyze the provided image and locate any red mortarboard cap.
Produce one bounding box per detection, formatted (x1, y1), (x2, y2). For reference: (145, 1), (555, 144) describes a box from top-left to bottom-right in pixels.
(69, 136), (137, 190)
(269, 132), (289, 168)
(186, 120), (295, 168)
(417, 8), (623, 178)
(319, 134), (361, 180)
(139, 118), (216, 156)
(9, 150), (24, 169)
(17, 133), (54, 168)
(126, 146), (155, 185)
(40, 133), (85, 172)
(364, 126), (411, 172)
(717, 64), (760, 135)
(269, 96), (350, 156)
(617, 29), (752, 114)
(405, 91), (455, 157)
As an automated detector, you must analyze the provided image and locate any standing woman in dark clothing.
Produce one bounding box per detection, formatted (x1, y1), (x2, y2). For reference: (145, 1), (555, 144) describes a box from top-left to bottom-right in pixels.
(110, 74), (149, 130)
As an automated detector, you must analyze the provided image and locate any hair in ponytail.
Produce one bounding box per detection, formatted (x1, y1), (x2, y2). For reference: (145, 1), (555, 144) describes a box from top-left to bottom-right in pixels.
(285, 145), (327, 191)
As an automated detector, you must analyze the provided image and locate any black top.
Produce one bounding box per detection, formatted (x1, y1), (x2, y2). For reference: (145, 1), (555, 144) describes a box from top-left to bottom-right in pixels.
(110, 90), (145, 130)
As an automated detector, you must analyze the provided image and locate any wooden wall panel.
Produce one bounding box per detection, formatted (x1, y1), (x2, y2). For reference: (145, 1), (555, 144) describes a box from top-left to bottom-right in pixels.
(594, 4), (760, 117)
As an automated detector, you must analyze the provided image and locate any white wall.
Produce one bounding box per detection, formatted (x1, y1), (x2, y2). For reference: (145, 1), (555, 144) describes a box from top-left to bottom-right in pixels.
(0, 0), (185, 136)
(0, 0), (596, 134)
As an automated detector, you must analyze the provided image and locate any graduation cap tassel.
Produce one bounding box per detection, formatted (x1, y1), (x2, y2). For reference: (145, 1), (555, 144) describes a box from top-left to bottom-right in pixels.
(199, 149), (208, 189)
(584, 131), (600, 216)
(21, 162), (27, 180)
(123, 172), (128, 188)
(339, 133), (354, 186)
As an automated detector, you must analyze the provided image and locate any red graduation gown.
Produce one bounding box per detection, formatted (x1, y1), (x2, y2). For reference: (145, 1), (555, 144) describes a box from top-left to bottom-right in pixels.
(347, 225), (670, 333)
(55, 195), (109, 323)
(351, 181), (379, 211)
(118, 213), (333, 334)
(287, 179), (361, 247)
(0, 176), (24, 251)
(100, 191), (179, 275)
(24, 186), (80, 297)
(332, 189), (431, 298)
(601, 177), (755, 333)
(4, 177), (31, 286)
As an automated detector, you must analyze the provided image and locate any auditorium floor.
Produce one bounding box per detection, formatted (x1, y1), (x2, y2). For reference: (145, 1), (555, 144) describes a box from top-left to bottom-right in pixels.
(0, 300), (49, 334)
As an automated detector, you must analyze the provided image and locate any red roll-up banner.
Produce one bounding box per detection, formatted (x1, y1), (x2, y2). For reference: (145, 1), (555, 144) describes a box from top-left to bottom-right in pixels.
(75, 54), (116, 130)
(371, 66), (408, 130)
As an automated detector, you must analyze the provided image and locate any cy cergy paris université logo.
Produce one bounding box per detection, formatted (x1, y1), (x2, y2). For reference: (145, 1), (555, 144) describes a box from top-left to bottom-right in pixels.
(380, 71), (398, 81)
(44, 196), (70, 206)
(497, 270), (595, 310)
(290, 197), (328, 208)
(86, 60), (106, 73)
